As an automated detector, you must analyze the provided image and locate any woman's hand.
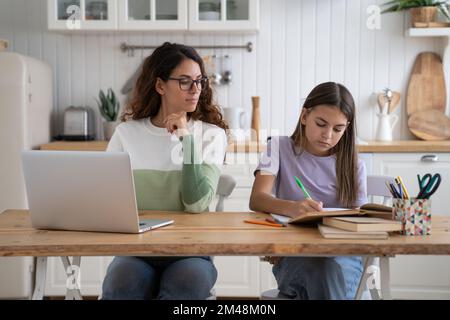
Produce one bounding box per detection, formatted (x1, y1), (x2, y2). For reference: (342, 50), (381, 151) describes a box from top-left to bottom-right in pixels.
(164, 111), (190, 138)
(288, 199), (323, 218)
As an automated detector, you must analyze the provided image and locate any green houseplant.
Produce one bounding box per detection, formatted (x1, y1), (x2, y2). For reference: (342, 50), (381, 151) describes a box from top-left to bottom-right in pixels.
(381, 0), (450, 26)
(96, 88), (120, 140)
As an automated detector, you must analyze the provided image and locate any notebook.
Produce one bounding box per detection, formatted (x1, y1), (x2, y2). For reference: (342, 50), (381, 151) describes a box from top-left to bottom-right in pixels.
(322, 216), (402, 232)
(318, 224), (389, 239)
(270, 203), (393, 224)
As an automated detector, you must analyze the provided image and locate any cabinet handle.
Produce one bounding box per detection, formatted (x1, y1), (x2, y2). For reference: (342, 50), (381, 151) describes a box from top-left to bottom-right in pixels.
(421, 155), (439, 162)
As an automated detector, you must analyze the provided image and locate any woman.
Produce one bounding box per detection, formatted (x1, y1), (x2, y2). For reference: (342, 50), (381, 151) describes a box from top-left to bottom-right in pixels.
(101, 42), (228, 300)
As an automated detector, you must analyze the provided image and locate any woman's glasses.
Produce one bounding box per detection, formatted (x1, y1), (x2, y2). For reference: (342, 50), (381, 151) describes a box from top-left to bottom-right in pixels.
(167, 77), (209, 91)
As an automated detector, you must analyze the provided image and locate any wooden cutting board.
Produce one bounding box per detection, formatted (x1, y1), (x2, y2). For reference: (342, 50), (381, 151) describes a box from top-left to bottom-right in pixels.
(406, 52), (446, 116)
(408, 110), (450, 140)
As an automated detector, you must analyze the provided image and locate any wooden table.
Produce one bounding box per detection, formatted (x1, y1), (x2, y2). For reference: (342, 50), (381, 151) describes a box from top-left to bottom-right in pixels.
(39, 140), (450, 153)
(1, 210), (450, 300)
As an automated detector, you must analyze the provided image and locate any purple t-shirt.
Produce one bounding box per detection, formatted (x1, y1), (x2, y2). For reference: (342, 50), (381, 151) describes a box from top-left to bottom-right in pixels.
(255, 136), (367, 208)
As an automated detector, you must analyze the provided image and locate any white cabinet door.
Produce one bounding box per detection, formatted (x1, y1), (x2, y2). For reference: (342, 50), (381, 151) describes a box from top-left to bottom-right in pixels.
(213, 157), (263, 297)
(211, 187), (261, 297)
(372, 152), (450, 299)
(118, 0), (188, 30)
(189, 0), (259, 31)
(48, 0), (118, 30)
(214, 256), (261, 297)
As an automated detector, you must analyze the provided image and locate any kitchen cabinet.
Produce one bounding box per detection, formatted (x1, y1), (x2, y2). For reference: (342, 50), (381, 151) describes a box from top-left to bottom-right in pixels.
(118, 0), (188, 31)
(47, 0), (118, 30)
(48, 0), (259, 32)
(372, 152), (450, 299)
(189, 0), (259, 32)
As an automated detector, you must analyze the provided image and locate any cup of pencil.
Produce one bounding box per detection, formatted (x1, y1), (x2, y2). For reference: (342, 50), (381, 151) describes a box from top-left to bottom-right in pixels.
(387, 176), (432, 236)
(392, 198), (431, 236)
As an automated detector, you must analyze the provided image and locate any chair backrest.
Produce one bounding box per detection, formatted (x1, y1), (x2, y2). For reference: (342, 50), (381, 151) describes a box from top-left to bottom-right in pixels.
(214, 174), (237, 212)
(367, 175), (395, 205)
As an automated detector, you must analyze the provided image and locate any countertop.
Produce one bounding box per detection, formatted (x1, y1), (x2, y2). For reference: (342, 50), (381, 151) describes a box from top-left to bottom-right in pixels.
(39, 140), (450, 153)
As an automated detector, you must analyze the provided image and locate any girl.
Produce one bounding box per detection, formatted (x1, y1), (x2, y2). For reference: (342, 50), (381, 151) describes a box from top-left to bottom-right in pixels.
(250, 82), (367, 300)
(101, 42), (228, 300)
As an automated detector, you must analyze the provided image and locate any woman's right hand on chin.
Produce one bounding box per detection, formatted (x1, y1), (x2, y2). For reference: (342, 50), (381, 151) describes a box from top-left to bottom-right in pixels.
(289, 199), (323, 218)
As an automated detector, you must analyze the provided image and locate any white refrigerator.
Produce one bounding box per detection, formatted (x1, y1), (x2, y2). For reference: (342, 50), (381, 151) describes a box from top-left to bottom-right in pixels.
(0, 52), (53, 298)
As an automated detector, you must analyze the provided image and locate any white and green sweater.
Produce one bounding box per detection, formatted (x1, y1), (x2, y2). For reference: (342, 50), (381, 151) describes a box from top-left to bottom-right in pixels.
(107, 117), (227, 213)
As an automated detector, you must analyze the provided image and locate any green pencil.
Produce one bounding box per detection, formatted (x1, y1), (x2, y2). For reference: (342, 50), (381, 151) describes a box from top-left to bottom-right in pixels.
(294, 176), (312, 199)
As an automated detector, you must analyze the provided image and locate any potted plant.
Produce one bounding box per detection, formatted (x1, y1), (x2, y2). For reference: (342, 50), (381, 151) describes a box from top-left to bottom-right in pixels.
(381, 0), (450, 26)
(96, 88), (120, 140)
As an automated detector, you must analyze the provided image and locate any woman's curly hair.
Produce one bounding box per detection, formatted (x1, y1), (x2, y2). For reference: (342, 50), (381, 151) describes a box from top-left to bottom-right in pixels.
(121, 42), (229, 133)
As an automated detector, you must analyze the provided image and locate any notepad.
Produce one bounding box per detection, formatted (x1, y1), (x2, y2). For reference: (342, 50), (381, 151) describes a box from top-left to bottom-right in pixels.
(269, 203), (393, 224)
(323, 216), (402, 232)
(318, 224), (389, 239)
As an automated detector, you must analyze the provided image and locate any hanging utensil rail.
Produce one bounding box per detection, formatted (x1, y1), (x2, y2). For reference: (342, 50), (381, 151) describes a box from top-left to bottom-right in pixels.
(120, 41), (253, 56)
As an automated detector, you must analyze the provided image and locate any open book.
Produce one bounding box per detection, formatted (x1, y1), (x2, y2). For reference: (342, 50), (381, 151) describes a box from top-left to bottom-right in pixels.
(270, 203), (393, 224)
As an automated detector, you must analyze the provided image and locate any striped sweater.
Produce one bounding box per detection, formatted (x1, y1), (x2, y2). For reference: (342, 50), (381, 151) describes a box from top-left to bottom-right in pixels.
(107, 117), (227, 213)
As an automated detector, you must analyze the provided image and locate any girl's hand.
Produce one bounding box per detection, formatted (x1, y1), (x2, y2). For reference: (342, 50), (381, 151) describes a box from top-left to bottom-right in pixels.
(164, 111), (190, 138)
(289, 199), (323, 218)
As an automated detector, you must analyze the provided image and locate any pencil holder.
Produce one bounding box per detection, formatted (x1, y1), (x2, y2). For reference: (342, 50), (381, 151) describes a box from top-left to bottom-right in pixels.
(392, 198), (432, 236)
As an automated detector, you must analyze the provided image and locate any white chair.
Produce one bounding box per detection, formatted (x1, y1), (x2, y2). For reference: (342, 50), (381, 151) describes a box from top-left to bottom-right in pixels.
(208, 174), (237, 300)
(260, 175), (396, 300)
(354, 175), (395, 300)
(214, 174), (237, 212)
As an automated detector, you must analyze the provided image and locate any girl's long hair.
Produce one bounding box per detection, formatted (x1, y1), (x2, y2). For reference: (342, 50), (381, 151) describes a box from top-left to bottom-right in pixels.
(121, 42), (228, 132)
(291, 82), (358, 208)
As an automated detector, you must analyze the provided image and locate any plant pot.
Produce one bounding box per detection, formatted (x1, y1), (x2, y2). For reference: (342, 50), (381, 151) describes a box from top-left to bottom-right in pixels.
(103, 121), (118, 140)
(410, 6), (438, 26)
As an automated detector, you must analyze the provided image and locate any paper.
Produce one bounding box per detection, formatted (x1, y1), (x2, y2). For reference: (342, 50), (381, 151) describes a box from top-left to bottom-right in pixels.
(271, 208), (351, 224)
(270, 214), (291, 224)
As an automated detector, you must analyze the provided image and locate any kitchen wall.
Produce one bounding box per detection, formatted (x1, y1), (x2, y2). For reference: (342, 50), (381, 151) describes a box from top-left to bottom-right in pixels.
(0, 0), (445, 140)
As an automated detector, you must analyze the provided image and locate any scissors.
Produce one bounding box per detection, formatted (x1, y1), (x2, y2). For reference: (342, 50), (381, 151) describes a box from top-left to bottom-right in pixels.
(416, 173), (442, 199)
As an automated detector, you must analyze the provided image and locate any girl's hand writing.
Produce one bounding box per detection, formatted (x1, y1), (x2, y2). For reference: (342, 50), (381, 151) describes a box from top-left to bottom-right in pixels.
(289, 199), (323, 218)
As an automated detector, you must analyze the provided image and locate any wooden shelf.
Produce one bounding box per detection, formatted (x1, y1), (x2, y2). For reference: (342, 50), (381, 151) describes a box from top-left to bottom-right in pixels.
(407, 27), (450, 37)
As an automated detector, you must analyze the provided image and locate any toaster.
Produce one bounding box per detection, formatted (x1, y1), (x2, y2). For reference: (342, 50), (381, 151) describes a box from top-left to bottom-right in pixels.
(62, 106), (95, 141)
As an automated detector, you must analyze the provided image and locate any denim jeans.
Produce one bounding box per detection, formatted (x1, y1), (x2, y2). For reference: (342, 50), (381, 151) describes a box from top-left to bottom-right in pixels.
(101, 256), (217, 300)
(273, 256), (363, 300)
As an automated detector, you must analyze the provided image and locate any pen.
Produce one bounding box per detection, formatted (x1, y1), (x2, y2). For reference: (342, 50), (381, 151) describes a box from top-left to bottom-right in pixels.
(396, 176), (410, 199)
(385, 181), (397, 198)
(389, 182), (402, 198)
(244, 219), (283, 228)
(294, 176), (312, 199)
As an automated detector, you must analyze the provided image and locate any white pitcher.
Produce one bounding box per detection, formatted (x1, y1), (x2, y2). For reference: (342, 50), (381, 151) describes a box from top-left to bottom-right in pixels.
(375, 113), (398, 141)
(223, 107), (247, 130)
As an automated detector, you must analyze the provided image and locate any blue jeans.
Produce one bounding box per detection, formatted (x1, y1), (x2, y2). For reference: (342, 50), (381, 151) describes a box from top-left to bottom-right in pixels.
(101, 256), (217, 300)
(273, 256), (363, 300)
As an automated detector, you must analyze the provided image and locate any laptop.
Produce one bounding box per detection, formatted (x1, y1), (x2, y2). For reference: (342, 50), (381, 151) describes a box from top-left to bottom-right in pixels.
(21, 150), (173, 234)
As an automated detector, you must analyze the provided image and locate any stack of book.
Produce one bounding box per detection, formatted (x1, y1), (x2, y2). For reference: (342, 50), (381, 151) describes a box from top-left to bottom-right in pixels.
(319, 216), (402, 240)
